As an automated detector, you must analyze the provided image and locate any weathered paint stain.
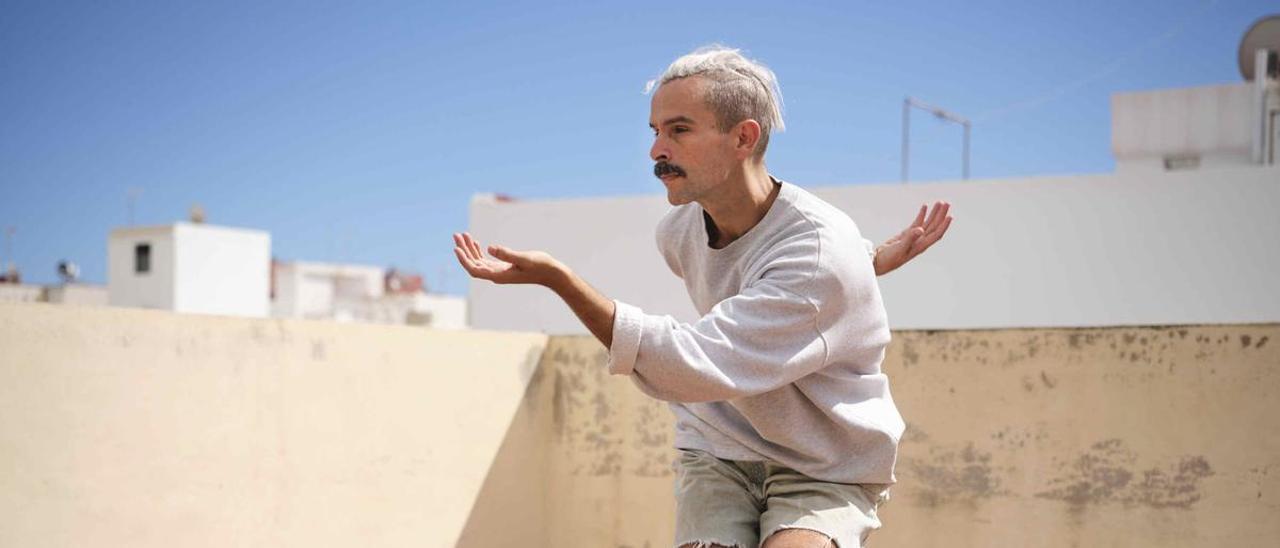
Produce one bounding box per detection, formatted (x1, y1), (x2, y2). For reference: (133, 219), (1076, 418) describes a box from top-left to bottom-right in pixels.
(542, 336), (672, 478)
(901, 424), (930, 443)
(1129, 456), (1213, 509)
(1036, 439), (1213, 510)
(1021, 376), (1036, 392)
(901, 341), (920, 367)
(990, 426), (1047, 450)
(903, 442), (1007, 506)
(551, 368), (567, 438)
(1037, 439), (1134, 507)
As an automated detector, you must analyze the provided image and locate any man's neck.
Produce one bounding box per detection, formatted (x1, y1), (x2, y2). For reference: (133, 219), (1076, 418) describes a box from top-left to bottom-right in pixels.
(700, 163), (778, 249)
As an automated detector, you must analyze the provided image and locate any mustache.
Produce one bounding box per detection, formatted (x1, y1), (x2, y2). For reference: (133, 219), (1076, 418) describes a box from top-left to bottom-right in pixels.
(653, 161), (686, 178)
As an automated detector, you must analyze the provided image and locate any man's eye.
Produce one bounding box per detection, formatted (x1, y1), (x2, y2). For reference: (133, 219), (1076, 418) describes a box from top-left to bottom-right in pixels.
(673, 126), (689, 133)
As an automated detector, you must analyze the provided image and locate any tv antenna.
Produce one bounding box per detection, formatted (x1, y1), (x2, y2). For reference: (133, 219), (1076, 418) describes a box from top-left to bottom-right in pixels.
(126, 187), (144, 226)
(2, 226), (14, 276)
(901, 97), (971, 183)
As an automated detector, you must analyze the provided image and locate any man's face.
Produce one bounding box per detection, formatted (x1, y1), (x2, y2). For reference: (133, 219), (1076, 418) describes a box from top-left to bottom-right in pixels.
(649, 77), (737, 206)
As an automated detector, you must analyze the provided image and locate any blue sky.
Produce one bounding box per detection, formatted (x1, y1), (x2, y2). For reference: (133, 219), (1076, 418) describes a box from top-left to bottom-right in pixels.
(0, 0), (1270, 295)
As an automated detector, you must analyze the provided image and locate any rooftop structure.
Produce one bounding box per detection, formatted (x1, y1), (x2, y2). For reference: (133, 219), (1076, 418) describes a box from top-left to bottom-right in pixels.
(108, 222), (271, 317)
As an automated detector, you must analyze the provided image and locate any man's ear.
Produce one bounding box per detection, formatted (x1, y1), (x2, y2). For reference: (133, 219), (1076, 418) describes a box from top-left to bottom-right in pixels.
(733, 119), (762, 159)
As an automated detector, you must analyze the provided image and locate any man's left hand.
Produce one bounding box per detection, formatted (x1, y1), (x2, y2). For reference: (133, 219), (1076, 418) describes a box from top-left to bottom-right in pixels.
(874, 201), (952, 276)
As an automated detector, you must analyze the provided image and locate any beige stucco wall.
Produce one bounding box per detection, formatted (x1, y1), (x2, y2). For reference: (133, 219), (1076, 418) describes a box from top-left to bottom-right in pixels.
(0, 302), (546, 548)
(2, 302), (1278, 547)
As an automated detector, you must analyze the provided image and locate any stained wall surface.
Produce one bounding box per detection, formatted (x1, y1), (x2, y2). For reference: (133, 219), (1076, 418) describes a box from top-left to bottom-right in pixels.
(497, 326), (1280, 547)
(2, 303), (1277, 547)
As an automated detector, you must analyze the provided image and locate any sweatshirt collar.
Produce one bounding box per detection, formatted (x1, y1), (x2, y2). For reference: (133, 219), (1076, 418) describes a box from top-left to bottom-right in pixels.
(700, 176), (792, 253)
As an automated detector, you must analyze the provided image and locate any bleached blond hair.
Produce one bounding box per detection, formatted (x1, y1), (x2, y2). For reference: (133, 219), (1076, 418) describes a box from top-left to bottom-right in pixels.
(647, 45), (785, 155)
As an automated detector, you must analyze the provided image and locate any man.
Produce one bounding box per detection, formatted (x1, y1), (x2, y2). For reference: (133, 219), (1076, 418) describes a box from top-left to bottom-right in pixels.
(454, 46), (951, 548)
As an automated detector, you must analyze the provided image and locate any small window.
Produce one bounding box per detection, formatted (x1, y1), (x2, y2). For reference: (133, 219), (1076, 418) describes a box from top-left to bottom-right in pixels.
(134, 243), (151, 274)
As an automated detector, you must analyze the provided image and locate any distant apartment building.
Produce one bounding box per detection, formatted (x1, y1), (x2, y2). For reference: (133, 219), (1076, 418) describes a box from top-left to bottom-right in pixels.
(98, 219), (464, 327)
(271, 261), (467, 328)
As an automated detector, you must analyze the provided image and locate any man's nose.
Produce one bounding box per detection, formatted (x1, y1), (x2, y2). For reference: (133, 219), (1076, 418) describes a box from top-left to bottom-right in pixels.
(650, 139), (669, 162)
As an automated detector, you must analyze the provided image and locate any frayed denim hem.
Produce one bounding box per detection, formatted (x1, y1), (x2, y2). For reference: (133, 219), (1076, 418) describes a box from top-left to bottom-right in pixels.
(676, 539), (746, 548)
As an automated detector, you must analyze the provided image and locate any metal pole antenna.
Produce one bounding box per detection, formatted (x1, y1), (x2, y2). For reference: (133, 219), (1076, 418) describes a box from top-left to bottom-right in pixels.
(901, 97), (971, 182)
(2, 226), (13, 274)
(900, 97), (911, 183)
(127, 187), (143, 226)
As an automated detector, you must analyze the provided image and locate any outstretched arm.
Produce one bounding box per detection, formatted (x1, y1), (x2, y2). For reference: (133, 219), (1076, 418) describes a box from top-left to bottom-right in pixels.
(873, 201), (953, 276)
(452, 232), (615, 348)
(456, 232), (886, 403)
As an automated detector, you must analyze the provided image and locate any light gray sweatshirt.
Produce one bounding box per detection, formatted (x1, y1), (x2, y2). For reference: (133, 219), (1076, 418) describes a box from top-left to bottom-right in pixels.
(607, 179), (905, 484)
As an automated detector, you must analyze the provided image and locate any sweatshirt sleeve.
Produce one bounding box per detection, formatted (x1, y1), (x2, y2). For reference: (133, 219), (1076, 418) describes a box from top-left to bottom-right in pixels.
(606, 276), (830, 403)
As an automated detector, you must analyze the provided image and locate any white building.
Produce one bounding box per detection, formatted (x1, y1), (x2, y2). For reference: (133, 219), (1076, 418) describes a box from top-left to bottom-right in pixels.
(467, 66), (1279, 333)
(1112, 83), (1277, 173)
(272, 261), (467, 328)
(271, 261), (383, 321)
(108, 222), (270, 317)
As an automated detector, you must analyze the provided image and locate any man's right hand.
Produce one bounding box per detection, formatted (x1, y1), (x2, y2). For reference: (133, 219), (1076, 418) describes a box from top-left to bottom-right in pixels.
(454, 231), (615, 348)
(452, 232), (567, 287)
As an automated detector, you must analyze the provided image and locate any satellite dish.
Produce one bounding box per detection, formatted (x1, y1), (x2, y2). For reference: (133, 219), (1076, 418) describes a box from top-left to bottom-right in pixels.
(1238, 14), (1280, 80)
(57, 260), (80, 283)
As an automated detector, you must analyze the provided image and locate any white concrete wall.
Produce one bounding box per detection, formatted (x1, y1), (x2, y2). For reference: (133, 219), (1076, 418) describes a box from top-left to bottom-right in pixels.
(1112, 83), (1255, 172)
(45, 284), (108, 306)
(413, 294), (467, 329)
(173, 223), (270, 318)
(271, 264), (300, 318)
(272, 262), (384, 320)
(468, 165), (1280, 333)
(108, 226), (175, 311)
(272, 263), (325, 319)
(0, 284), (44, 303)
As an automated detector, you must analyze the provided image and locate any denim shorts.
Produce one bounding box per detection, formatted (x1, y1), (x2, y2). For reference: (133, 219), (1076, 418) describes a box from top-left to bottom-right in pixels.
(673, 448), (890, 548)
